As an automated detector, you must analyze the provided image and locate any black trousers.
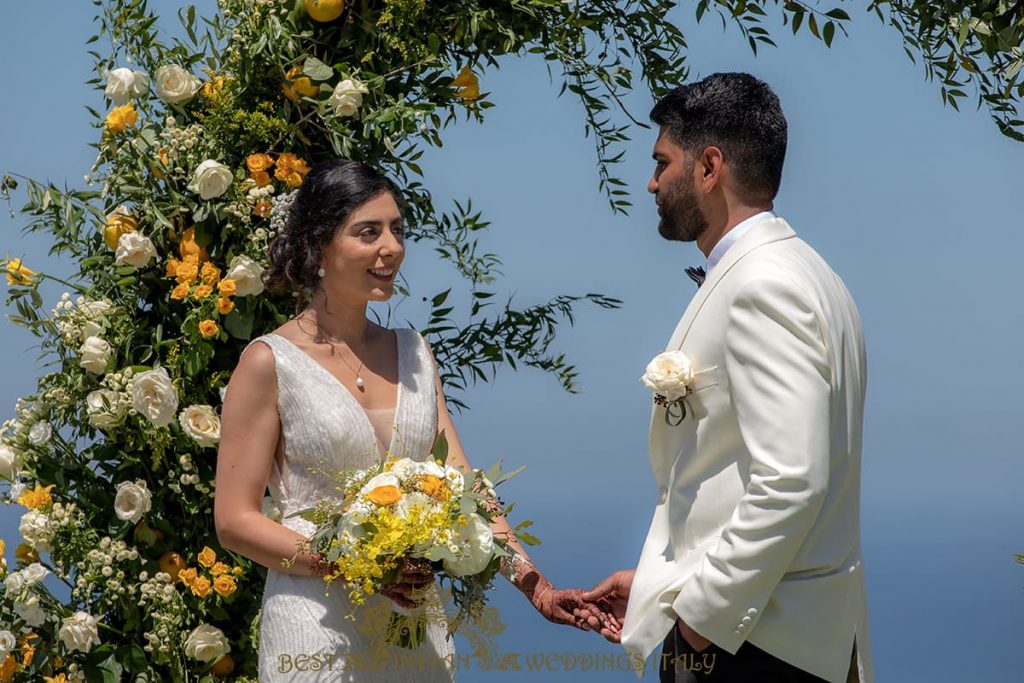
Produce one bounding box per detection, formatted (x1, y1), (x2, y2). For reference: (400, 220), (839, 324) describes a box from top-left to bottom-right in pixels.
(658, 625), (830, 683)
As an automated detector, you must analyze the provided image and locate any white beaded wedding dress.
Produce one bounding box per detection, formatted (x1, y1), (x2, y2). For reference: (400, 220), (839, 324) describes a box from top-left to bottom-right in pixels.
(246, 328), (455, 682)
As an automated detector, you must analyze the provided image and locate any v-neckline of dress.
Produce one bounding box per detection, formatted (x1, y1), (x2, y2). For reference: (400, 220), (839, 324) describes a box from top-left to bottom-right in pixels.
(268, 330), (404, 460)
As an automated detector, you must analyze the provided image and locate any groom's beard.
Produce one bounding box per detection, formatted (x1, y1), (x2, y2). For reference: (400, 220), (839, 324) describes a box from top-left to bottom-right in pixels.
(657, 178), (708, 243)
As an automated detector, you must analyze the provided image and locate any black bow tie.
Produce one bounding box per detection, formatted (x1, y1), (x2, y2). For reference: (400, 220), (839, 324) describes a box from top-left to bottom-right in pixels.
(685, 266), (706, 288)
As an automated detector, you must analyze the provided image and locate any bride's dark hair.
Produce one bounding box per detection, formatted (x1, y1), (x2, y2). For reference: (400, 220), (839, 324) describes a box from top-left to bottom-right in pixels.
(264, 159), (404, 296)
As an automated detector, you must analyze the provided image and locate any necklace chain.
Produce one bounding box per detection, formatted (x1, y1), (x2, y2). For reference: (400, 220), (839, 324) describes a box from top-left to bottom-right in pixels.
(308, 313), (368, 391)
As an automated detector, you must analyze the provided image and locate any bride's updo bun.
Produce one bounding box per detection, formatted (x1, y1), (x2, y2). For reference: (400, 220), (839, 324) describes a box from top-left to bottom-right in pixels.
(264, 159), (403, 295)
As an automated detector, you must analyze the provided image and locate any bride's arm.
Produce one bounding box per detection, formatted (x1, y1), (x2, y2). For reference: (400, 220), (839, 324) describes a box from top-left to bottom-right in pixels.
(213, 341), (328, 579)
(425, 342), (588, 627)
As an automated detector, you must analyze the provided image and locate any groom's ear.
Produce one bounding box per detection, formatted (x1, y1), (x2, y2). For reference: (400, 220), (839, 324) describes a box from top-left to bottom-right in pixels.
(698, 145), (725, 191)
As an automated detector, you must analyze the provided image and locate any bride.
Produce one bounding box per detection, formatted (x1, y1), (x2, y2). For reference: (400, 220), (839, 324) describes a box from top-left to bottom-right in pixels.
(213, 159), (595, 681)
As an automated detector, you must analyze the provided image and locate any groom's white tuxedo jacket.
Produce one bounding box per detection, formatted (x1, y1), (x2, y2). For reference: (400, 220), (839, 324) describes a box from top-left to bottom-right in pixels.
(621, 217), (873, 683)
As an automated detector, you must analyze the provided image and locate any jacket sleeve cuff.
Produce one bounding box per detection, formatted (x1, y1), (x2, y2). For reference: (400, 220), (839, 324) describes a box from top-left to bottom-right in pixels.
(671, 580), (765, 655)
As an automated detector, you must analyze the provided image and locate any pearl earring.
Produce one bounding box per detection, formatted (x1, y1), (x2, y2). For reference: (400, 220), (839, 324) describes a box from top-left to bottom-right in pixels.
(317, 267), (325, 277)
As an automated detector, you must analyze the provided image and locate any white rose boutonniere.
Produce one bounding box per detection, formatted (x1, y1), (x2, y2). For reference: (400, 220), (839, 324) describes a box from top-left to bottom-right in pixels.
(58, 611), (101, 653)
(641, 350), (711, 425)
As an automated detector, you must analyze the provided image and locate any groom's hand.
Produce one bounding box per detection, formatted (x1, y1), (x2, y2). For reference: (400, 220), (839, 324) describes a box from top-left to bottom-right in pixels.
(578, 569), (634, 643)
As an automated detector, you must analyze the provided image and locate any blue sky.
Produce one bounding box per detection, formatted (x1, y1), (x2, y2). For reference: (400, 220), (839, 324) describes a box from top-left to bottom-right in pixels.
(1, 2), (1022, 681)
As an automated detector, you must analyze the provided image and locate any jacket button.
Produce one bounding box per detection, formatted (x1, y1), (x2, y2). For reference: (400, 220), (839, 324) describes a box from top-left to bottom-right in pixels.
(747, 608), (758, 616)
(740, 616), (751, 625)
(737, 623), (746, 631)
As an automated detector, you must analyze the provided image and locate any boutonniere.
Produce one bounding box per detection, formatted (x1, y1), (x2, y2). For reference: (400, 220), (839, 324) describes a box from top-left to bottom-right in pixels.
(640, 351), (714, 426)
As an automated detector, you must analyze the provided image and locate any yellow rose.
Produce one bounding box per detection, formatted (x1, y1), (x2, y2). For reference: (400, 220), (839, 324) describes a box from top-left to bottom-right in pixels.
(175, 255), (200, 284)
(216, 297), (234, 315)
(199, 320), (220, 338)
(274, 153), (311, 187)
(178, 566), (198, 586)
(105, 103), (138, 133)
(158, 551), (186, 580)
(17, 484), (55, 511)
(5, 258), (36, 286)
(282, 65), (320, 102)
(250, 170), (272, 187)
(193, 284), (214, 299)
(191, 575), (212, 598)
(178, 226), (209, 262)
(201, 261), (221, 286)
(104, 211), (138, 250)
(246, 153), (274, 174)
(213, 573), (237, 598)
(201, 75), (229, 99)
(417, 475), (450, 502)
(210, 561), (229, 576)
(232, 565), (244, 576)
(15, 544), (39, 565)
(0, 538), (5, 572)
(165, 258), (181, 278)
(451, 66), (480, 101)
(366, 485), (401, 506)
(0, 654), (15, 682)
(197, 546), (217, 568)
(218, 279), (237, 297)
(170, 281), (191, 301)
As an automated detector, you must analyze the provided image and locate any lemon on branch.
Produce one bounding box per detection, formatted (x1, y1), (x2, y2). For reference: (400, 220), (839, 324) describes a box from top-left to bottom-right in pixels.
(305, 0), (345, 22)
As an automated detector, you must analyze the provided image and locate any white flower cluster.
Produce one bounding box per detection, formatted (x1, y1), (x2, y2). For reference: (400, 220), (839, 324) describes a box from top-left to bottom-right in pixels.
(167, 450), (214, 499)
(4, 562), (51, 626)
(53, 294), (121, 377)
(85, 367), (135, 431)
(19, 500), (83, 555)
(158, 121), (206, 182)
(137, 570), (188, 663)
(73, 536), (142, 608)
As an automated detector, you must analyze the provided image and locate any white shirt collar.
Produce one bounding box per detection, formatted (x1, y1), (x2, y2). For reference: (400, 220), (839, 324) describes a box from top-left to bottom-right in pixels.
(705, 211), (776, 276)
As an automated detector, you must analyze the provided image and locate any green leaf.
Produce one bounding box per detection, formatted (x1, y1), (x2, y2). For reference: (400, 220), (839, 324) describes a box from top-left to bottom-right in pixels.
(223, 308), (255, 340)
(516, 531), (541, 546)
(303, 57), (335, 81)
(431, 430), (450, 464)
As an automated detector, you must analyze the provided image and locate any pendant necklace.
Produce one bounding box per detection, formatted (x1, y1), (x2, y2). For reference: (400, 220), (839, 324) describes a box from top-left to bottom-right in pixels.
(312, 315), (368, 391)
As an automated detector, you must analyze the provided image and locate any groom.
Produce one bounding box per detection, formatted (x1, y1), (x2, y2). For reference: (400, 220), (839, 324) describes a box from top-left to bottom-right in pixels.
(579, 73), (872, 682)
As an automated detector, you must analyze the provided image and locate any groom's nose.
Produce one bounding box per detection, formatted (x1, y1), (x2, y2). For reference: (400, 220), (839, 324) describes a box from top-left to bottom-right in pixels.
(647, 175), (658, 194)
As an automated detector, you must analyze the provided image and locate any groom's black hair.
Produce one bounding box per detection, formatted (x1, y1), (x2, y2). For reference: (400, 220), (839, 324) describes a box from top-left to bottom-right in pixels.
(650, 72), (787, 202)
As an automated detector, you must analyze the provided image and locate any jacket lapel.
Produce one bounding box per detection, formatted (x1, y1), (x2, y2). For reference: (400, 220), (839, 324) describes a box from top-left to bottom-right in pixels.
(664, 216), (796, 352)
(648, 217), (797, 488)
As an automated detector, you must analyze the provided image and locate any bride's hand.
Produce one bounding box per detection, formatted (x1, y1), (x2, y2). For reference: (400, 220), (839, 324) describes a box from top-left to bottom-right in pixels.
(380, 559), (435, 609)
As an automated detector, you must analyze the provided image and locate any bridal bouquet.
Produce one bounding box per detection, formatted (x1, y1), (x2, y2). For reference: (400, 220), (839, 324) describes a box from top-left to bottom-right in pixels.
(289, 432), (533, 648)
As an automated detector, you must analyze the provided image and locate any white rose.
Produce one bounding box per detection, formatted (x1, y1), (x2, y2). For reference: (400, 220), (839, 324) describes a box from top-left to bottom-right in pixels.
(0, 444), (23, 479)
(114, 479), (152, 524)
(131, 366), (179, 428)
(388, 458), (424, 483)
(59, 611), (101, 653)
(225, 255), (264, 296)
(442, 512), (494, 577)
(4, 571), (25, 596)
(184, 623), (230, 663)
(328, 78), (369, 117)
(105, 67), (149, 105)
(0, 630), (15, 658)
(640, 350), (695, 402)
(86, 389), (126, 430)
(22, 562), (49, 585)
(397, 491), (439, 520)
(19, 510), (54, 552)
(14, 594), (46, 627)
(78, 299), (113, 321)
(188, 159), (233, 200)
(79, 337), (112, 375)
(154, 64), (201, 104)
(179, 405), (220, 447)
(80, 320), (104, 341)
(115, 232), (157, 268)
(29, 421), (53, 446)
